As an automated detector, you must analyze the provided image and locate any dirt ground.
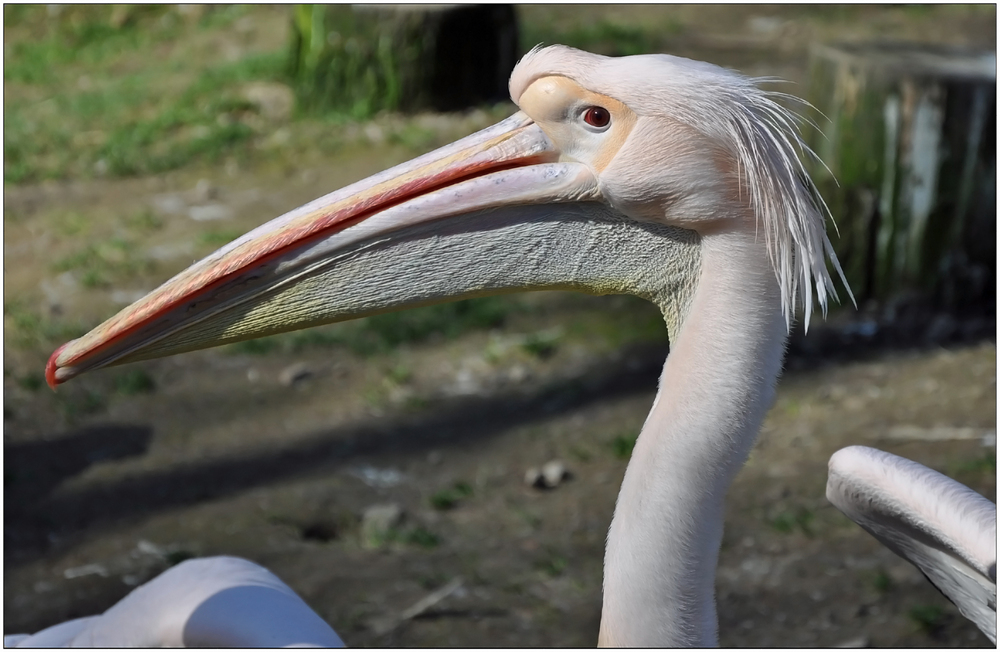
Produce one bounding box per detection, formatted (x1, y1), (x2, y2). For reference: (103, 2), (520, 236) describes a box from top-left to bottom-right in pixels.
(4, 5), (996, 648)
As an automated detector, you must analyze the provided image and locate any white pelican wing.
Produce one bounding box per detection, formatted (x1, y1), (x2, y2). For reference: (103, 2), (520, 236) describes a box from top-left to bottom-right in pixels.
(827, 445), (997, 643)
(6, 557), (343, 648)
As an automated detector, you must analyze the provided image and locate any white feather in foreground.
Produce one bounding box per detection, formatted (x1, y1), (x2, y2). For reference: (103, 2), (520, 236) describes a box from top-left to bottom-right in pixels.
(827, 445), (997, 643)
(4, 557), (343, 648)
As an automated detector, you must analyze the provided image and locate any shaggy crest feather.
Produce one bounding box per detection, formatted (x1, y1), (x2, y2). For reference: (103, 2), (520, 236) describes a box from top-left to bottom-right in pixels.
(511, 45), (852, 331)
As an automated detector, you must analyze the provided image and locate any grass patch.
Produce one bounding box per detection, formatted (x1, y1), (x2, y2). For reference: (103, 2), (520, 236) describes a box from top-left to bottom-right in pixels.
(114, 369), (156, 396)
(781, 399), (801, 416)
(368, 526), (441, 549)
(198, 229), (244, 248)
(47, 211), (94, 236)
(521, 330), (561, 359)
(349, 298), (509, 353)
(386, 363), (412, 385)
(871, 570), (892, 593)
(4, 6), (182, 85)
(403, 395), (429, 411)
(93, 96), (259, 178)
(57, 390), (107, 419)
(769, 506), (815, 536)
(908, 604), (945, 635)
(4, 6), (287, 183)
(401, 526), (441, 549)
(126, 209), (164, 233)
(430, 481), (474, 511)
(16, 373), (45, 392)
(522, 18), (680, 58)
(512, 506), (541, 529)
(536, 552), (568, 577)
(389, 124), (438, 151)
(52, 238), (155, 288)
(955, 453), (996, 475)
(564, 295), (667, 349)
(610, 432), (638, 460)
(229, 338), (280, 356)
(4, 301), (88, 352)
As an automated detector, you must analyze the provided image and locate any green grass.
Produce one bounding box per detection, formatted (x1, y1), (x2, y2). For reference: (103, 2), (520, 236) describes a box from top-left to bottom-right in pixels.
(3, 6), (696, 184)
(536, 552), (568, 577)
(386, 363), (412, 385)
(114, 369), (156, 396)
(512, 506), (542, 529)
(368, 525), (442, 549)
(955, 453), (996, 475)
(4, 301), (88, 352)
(948, 453), (996, 493)
(388, 124), (438, 151)
(43, 211), (94, 236)
(52, 238), (157, 289)
(126, 209), (165, 233)
(400, 526), (441, 549)
(569, 444), (592, 463)
(4, 6), (181, 85)
(353, 299), (509, 351)
(230, 338), (280, 356)
(610, 432), (638, 460)
(564, 296), (666, 349)
(908, 604), (945, 635)
(199, 229), (244, 248)
(871, 570), (892, 593)
(521, 330), (561, 359)
(769, 506), (815, 536)
(521, 18), (679, 58)
(430, 481), (474, 511)
(4, 6), (285, 183)
(16, 373), (45, 392)
(56, 389), (107, 420)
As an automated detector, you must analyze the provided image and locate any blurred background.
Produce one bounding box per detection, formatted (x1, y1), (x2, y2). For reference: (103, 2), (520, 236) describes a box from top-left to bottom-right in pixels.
(4, 4), (995, 647)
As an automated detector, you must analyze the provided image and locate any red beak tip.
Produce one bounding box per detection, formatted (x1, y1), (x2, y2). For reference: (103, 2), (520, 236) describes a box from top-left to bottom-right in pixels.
(46, 343), (69, 390)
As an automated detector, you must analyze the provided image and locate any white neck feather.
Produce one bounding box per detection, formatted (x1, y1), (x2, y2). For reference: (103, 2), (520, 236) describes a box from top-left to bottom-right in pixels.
(598, 224), (787, 647)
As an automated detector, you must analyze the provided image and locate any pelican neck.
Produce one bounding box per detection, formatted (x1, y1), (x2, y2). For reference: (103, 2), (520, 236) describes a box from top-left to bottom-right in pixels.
(599, 225), (788, 646)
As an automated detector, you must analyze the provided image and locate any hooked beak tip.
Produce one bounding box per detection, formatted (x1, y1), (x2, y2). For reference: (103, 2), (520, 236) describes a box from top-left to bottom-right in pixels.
(46, 342), (71, 390)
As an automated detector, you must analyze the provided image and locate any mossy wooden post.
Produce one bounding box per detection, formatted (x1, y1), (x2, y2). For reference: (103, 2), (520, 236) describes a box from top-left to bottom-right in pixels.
(288, 4), (518, 118)
(807, 43), (995, 311)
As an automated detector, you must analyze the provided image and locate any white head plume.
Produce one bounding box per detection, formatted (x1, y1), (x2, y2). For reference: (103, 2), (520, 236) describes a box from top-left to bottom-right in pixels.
(511, 45), (852, 331)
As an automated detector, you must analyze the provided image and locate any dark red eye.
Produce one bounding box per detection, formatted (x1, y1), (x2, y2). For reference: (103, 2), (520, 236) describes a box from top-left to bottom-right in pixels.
(583, 106), (611, 128)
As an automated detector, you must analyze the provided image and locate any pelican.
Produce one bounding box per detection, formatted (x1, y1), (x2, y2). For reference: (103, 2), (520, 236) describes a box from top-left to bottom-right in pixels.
(24, 45), (994, 645)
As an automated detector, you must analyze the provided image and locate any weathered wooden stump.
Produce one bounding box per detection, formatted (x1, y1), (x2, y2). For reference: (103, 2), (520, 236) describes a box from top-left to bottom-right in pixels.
(807, 43), (995, 313)
(288, 4), (519, 117)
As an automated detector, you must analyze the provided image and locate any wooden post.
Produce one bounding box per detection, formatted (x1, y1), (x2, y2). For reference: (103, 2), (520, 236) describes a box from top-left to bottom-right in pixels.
(807, 43), (995, 312)
(288, 4), (519, 118)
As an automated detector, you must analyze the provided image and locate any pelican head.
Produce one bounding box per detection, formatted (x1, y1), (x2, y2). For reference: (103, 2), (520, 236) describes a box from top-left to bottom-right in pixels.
(47, 45), (840, 387)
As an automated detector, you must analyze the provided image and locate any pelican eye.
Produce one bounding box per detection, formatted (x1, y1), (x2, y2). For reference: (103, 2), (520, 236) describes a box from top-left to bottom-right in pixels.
(582, 106), (611, 130)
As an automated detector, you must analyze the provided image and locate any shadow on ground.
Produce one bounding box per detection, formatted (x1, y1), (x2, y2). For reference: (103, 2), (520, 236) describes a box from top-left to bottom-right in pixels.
(5, 342), (668, 567)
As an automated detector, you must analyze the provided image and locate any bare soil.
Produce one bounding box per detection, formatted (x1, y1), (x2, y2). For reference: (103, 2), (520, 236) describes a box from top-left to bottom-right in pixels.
(4, 316), (996, 646)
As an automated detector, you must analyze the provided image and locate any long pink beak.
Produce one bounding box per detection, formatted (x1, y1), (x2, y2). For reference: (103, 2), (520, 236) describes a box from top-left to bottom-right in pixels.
(47, 112), (602, 387)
